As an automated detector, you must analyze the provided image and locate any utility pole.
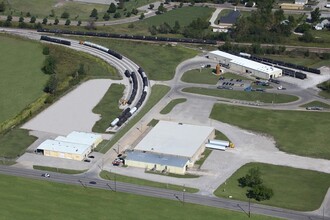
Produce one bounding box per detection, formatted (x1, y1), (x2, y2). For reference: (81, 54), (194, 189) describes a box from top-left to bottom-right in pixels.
(114, 172), (117, 192)
(182, 185), (186, 205)
(248, 197), (251, 218)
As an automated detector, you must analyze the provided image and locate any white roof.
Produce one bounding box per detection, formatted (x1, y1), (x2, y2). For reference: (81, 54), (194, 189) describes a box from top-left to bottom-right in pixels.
(135, 121), (214, 158)
(209, 50), (281, 75)
(64, 131), (102, 146)
(37, 139), (91, 154)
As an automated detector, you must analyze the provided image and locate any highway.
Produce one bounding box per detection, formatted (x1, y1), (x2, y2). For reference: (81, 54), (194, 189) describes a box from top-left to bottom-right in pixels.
(0, 165), (328, 220)
(1, 28), (330, 219)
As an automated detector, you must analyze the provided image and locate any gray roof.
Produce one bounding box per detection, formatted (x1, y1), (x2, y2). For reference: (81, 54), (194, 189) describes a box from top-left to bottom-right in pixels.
(135, 121), (214, 158)
(126, 151), (189, 168)
(219, 10), (240, 24)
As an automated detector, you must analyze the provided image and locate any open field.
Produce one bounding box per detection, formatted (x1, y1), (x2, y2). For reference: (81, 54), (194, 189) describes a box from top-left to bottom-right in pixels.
(181, 69), (219, 85)
(160, 98), (187, 114)
(300, 100), (330, 108)
(75, 37), (198, 81)
(221, 72), (251, 80)
(210, 103), (330, 159)
(3, 0), (154, 21)
(261, 53), (330, 68)
(0, 35), (48, 125)
(33, 165), (86, 174)
(0, 174), (277, 220)
(182, 87), (299, 103)
(96, 85), (170, 153)
(101, 171), (198, 193)
(92, 84), (125, 133)
(214, 162), (330, 211)
(0, 129), (37, 158)
(319, 90), (330, 99)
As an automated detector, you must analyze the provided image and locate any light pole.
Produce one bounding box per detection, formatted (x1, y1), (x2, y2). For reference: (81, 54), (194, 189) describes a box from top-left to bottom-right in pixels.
(182, 185), (186, 205)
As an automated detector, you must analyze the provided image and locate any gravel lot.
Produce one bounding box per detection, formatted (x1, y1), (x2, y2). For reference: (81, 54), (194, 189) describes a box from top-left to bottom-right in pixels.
(22, 79), (115, 135)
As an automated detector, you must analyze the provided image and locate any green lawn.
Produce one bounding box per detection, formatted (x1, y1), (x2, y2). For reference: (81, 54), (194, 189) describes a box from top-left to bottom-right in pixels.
(0, 129), (37, 158)
(160, 98), (187, 114)
(147, 119), (159, 127)
(0, 174), (276, 220)
(101, 171), (198, 193)
(221, 72), (251, 80)
(33, 165), (86, 174)
(92, 84), (125, 133)
(214, 163), (330, 211)
(215, 129), (229, 141)
(319, 90), (330, 99)
(300, 101), (330, 109)
(210, 103), (330, 159)
(74, 38), (198, 81)
(181, 69), (219, 85)
(0, 35), (48, 125)
(182, 87), (299, 103)
(96, 85), (170, 153)
(195, 148), (212, 167)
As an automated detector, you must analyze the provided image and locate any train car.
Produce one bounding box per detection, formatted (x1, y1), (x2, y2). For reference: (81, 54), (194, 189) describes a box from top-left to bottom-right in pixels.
(40, 35), (71, 46)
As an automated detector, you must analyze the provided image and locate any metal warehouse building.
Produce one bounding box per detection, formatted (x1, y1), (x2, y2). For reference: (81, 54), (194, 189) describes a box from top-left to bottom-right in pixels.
(208, 50), (282, 79)
(126, 121), (215, 174)
(36, 131), (102, 161)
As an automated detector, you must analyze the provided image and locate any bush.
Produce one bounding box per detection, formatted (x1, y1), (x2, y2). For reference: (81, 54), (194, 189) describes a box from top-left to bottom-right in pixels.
(54, 18), (59, 25)
(107, 3), (117, 13)
(65, 19), (71, 26)
(30, 16), (36, 23)
(247, 184), (274, 201)
(113, 12), (121, 18)
(42, 47), (50, 55)
(61, 12), (70, 19)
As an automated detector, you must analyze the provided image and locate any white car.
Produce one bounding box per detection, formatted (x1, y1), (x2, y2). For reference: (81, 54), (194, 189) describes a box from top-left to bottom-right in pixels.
(42, 173), (50, 178)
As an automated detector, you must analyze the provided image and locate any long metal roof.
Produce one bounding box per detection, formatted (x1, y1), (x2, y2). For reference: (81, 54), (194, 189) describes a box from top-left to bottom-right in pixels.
(134, 121), (214, 158)
(56, 131), (102, 146)
(126, 151), (189, 168)
(209, 50), (281, 75)
(37, 139), (90, 154)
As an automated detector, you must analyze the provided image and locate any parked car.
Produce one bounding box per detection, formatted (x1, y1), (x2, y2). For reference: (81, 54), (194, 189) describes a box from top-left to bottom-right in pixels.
(88, 155), (95, 159)
(89, 181), (97, 184)
(42, 173), (50, 178)
(84, 159), (91, 162)
(112, 158), (121, 166)
(306, 106), (323, 110)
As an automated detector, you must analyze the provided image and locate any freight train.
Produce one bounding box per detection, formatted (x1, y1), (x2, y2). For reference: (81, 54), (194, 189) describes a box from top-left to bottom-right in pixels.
(37, 28), (217, 45)
(79, 41), (122, 60)
(40, 35), (71, 46)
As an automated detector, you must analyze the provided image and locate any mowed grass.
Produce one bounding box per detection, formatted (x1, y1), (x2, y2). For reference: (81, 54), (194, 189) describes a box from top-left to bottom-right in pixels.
(100, 171), (198, 193)
(160, 98), (187, 114)
(182, 87), (299, 103)
(0, 174), (277, 220)
(300, 100), (330, 109)
(0, 129), (37, 158)
(210, 103), (330, 159)
(181, 69), (219, 85)
(319, 90), (330, 99)
(96, 85), (170, 153)
(92, 84), (125, 133)
(33, 165), (86, 174)
(75, 37), (199, 80)
(0, 35), (48, 125)
(221, 72), (251, 80)
(214, 163), (330, 211)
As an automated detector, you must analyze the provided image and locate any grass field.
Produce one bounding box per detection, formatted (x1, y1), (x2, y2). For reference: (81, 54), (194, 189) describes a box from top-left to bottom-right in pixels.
(182, 87), (299, 103)
(96, 85), (170, 153)
(3, 0), (155, 21)
(160, 98), (187, 114)
(210, 103), (330, 159)
(0, 35), (48, 125)
(215, 129), (230, 141)
(101, 171), (199, 193)
(221, 72), (251, 80)
(319, 90), (330, 99)
(181, 69), (219, 85)
(92, 84), (125, 133)
(0, 129), (37, 158)
(214, 162), (330, 211)
(0, 174), (277, 220)
(74, 37), (198, 81)
(33, 165), (86, 174)
(300, 100), (330, 108)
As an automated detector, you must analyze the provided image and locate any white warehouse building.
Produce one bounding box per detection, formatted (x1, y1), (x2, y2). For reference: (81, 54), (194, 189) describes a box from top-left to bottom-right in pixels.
(208, 50), (282, 79)
(126, 121), (215, 175)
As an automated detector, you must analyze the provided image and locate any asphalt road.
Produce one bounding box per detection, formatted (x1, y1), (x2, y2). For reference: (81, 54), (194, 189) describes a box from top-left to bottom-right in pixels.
(0, 165), (328, 220)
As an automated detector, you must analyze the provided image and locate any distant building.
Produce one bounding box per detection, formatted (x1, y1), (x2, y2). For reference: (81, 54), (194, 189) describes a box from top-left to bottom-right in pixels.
(295, 0), (308, 5)
(207, 50), (282, 79)
(314, 19), (330, 30)
(280, 3), (304, 10)
(125, 121), (215, 175)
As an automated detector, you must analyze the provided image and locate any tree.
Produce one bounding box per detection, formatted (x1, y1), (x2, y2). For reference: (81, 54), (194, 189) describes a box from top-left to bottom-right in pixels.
(30, 16), (36, 23)
(42, 17), (48, 25)
(149, 4), (154, 9)
(61, 11), (70, 19)
(247, 184), (274, 201)
(113, 12), (121, 18)
(139, 13), (145, 20)
(19, 16), (24, 23)
(107, 3), (117, 13)
(65, 19), (71, 26)
(54, 18), (59, 25)
(157, 3), (167, 14)
(26, 12), (31, 17)
(6, 15), (12, 22)
(311, 7), (320, 23)
(42, 56), (56, 75)
(90, 8), (98, 18)
(238, 167), (263, 188)
(77, 20), (82, 26)
(0, 1), (5, 12)
(299, 30), (314, 43)
(103, 13), (110, 21)
(131, 8), (138, 15)
(43, 47), (50, 55)
(172, 20), (180, 33)
(126, 11), (131, 17)
(179, 2), (183, 8)
(44, 74), (58, 94)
